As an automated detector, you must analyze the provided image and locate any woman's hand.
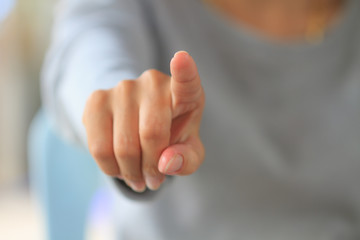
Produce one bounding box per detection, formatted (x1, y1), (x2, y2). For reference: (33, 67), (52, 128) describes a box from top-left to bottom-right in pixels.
(82, 51), (205, 192)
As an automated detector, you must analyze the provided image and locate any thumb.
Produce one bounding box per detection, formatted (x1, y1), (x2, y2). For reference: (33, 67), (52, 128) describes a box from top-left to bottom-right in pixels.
(158, 136), (205, 176)
(170, 51), (203, 115)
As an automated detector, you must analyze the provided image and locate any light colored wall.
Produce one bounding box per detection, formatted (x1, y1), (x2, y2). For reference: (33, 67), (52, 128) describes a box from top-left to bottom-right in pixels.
(0, 0), (54, 186)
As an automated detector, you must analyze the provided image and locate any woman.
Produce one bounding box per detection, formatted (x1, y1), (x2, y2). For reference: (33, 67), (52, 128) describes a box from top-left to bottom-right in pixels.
(42, 0), (360, 239)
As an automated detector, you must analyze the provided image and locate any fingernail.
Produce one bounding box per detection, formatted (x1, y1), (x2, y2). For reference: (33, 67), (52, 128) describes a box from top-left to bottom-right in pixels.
(128, 181), (146, 193)
(145, 177), (161, 191)
(164, 154), (183, 174)
(175, 50), (189, 58)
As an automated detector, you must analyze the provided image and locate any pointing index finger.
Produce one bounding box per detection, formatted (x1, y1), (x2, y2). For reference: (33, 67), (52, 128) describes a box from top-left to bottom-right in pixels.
(170, 51), (203, 112)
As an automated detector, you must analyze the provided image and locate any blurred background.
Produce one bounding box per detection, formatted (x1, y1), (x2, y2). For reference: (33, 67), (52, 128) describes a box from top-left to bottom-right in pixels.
(0, 0), (53, 238)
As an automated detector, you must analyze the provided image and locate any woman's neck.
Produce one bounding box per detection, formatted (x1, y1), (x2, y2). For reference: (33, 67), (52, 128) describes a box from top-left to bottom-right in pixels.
(203, 0), (345, 42)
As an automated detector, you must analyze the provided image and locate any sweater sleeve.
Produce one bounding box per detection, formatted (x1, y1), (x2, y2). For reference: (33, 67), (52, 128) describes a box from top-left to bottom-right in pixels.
(41, 0), (158, 146)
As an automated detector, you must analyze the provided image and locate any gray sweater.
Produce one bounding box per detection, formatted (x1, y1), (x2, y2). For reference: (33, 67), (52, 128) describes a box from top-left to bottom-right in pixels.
(42, 0), (360, 239)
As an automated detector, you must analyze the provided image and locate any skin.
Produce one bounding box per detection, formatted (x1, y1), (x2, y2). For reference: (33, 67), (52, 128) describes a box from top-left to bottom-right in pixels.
(83, 51), (205, 191)
(82, 0), (344, 192)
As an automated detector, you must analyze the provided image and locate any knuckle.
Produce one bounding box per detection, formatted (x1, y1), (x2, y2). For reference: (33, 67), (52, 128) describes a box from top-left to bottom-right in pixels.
(123, 173), (142, 183)
(141, 69), (167, 86)
(143, 164), (161, 178)
(141, 122), (169, 141)
(89, 142), (113, 161)
(101, 168), (119, 177)
(116, 134), (136, 146)
(87, 90), (109, 108)
(83, 90), (110, 125)
(114, 142), (139, 160)
(113, 147), (128, 160)
(115, 80), (136, 95)
(114, 135), (140, 161)
(141, 69), (161, 79)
